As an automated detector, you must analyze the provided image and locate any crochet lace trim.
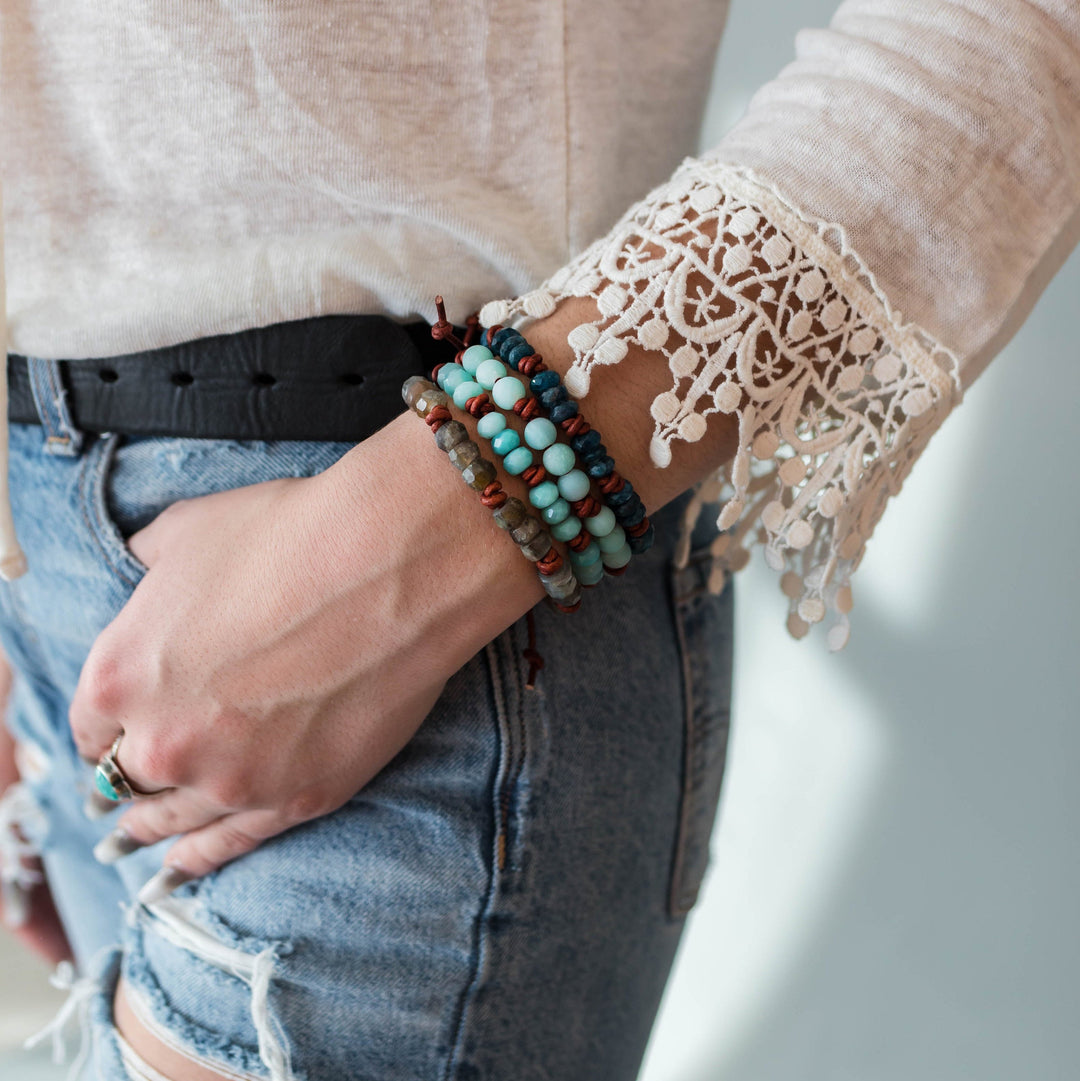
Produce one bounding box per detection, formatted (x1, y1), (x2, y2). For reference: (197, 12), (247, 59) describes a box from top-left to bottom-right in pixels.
(481, 157), (963, 649)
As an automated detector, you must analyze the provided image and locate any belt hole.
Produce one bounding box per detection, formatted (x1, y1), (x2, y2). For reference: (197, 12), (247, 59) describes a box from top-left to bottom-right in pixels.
(340, 372), (365, 386)
(252, 372), (277, 387)
(171, 371), (194, 387)
(99, 368), (119, 383)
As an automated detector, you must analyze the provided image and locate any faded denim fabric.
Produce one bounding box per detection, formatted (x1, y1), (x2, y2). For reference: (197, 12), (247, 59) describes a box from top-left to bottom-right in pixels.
(0, 355), (734, 1081)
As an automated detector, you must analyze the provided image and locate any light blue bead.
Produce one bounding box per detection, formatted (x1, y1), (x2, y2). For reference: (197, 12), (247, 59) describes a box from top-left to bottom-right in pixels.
(439, 364), (468, 393)
(569, 541), (601, 568)
(524, 417), (558, 450)
(502, 446), (534, 476)
(474, 357), (508, 390)
(541, 498), (571, 525)
(600, 542), (632, 569)
(491, 375), (527, 410)
(490, 428), (521, 456)
(576, 560), (605, 587)
(461, 344), (494, 374)
(551, 516), (582, 542)
(476, 411), (507, 439)
(584, 505), (617, 538)
(452, 380), (484, 408)
(528, 481), (561, 509)
(542, 442), (576, 477)
(557, 469), (590, 502)
(595, 524), (627, 553)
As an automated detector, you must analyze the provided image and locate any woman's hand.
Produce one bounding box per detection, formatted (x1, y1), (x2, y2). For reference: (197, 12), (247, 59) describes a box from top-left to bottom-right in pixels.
(68, 409), (544, 897)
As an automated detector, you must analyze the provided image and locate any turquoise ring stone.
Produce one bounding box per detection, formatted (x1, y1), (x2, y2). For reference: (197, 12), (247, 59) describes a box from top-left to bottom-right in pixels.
(93, 733), (137, 802)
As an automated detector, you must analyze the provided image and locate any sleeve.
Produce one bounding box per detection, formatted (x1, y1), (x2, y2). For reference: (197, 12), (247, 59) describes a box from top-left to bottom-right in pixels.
(480, 0), (1080, 650)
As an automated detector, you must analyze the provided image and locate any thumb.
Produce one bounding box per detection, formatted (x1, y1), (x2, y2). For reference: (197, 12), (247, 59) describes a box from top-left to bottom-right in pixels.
(126, 498), (188, 570)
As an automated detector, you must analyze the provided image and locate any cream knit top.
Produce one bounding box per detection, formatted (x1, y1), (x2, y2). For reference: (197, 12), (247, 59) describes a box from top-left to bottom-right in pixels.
(1, 0), (1078, 647)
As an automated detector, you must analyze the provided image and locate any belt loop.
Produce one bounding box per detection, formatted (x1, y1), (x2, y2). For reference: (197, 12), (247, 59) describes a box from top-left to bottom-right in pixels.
(26, 357), (84, 456)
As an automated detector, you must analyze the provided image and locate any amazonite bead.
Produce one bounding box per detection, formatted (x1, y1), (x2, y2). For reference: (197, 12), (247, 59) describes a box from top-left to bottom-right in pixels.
(476, 411), (507, 439)
(557, 469), (590, 502)
(439, 364), (468, 393)
(461, 344), (494, 374)
(474, 357), (508, 390)
(490, 428), (521, 457)
(491, 375), (527, 410)
(576, 560), (605, 587)
(551, 516), (582, 542)
(542, 442), (576, 477)
(528, 481), (560, 509)
(502, 446), (533, 475)
(584, 505), (616, 538)
(524, 417), (558, 450)
(595, 524), (627, 553)
(452, 380), (484, 408)
(541, 499), (571, 526)
(601, 542), (633, 569)
(569, 541), (601, 568)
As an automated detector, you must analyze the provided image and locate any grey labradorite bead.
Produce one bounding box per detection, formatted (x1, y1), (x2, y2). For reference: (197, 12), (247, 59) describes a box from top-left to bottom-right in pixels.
(434, 420), (469, 452)
(540, 562), (575, 590)
(519, 529), (554, 562)
(402, 376), (448, 418)
(448, 440), (481, 471)
(509, 517), (541, 545)
(493, 497), (528, 531)
(461, 458), (498, 491)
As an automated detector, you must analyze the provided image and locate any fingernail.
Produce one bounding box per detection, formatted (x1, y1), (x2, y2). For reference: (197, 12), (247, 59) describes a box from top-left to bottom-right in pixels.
(83, 791), (117, 821)
(93, 828), (144, 865)
(137, 866), (194, 906)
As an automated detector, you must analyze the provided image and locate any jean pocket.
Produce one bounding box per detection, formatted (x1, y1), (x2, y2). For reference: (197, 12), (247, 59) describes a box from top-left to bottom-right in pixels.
(667, 542), (735, 917)
(84, 432), (358, 590)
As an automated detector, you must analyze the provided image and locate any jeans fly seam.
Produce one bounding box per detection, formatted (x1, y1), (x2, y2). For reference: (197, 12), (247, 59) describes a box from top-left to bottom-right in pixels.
(79, 436), (143, 589)
(438, 634), (518, 1081)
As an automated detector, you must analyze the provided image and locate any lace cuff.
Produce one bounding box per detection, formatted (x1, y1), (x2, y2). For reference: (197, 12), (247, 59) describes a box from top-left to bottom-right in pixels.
(480, 157), (964, 649)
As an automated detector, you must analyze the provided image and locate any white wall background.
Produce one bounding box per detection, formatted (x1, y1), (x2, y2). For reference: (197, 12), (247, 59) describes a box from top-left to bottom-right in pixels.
(3, 2), (1079, 1079)
(642, 3), (1080, 1080)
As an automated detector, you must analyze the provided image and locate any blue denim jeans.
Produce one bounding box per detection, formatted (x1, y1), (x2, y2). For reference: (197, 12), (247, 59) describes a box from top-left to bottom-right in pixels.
(0, 353), (734, 1081)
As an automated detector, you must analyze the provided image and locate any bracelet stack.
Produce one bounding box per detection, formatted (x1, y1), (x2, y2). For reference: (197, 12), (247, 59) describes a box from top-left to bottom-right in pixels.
(401, 299), (658, 617)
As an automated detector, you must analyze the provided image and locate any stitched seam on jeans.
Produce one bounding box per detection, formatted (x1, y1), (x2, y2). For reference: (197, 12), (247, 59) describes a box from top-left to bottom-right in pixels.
(439, 637), (517, 1081)
(78, 436), (143, 588)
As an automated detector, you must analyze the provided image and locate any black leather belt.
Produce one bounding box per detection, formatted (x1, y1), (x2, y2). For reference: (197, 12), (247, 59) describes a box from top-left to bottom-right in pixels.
(6, 314), (440, 442)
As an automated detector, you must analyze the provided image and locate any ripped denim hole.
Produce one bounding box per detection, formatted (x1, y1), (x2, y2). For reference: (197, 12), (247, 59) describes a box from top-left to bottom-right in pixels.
(24, 955), (106, 1080)
(0, 781), (46, 928)
(130, 896), (297, 1081)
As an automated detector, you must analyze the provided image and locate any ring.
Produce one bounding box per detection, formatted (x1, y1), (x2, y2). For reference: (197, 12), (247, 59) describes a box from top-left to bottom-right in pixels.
(94, 733), (148, 802)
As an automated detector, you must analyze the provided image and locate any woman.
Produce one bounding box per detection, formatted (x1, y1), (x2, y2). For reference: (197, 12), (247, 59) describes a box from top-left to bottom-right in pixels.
(1, 2), (1077, 1079)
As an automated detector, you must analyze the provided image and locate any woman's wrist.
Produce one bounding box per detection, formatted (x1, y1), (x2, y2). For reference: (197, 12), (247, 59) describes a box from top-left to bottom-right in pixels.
(319, 404), (546, 669)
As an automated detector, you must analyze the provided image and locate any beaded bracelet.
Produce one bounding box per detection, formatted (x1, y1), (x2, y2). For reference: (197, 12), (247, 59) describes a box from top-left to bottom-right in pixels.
(432, 350), (621, 589)
(484, 325), (656, 558)
(401, 375), (583, 612)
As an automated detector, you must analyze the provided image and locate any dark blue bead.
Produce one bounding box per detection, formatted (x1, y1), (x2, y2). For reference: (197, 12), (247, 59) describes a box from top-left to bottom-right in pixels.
(627, 524), (655, 554)
(615, 503), (646, 528)
(549, 400), (579, 423)
(506, 341), (535, 369)
(492, 328), (523, 354)
(539, 386), (568, 409)
(586, 455), (615, 478)
(571, 429), (602, 455)
(530, 370), (561, 393)
(579, 441), (607, 463)
(606, 481), (636, 507)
